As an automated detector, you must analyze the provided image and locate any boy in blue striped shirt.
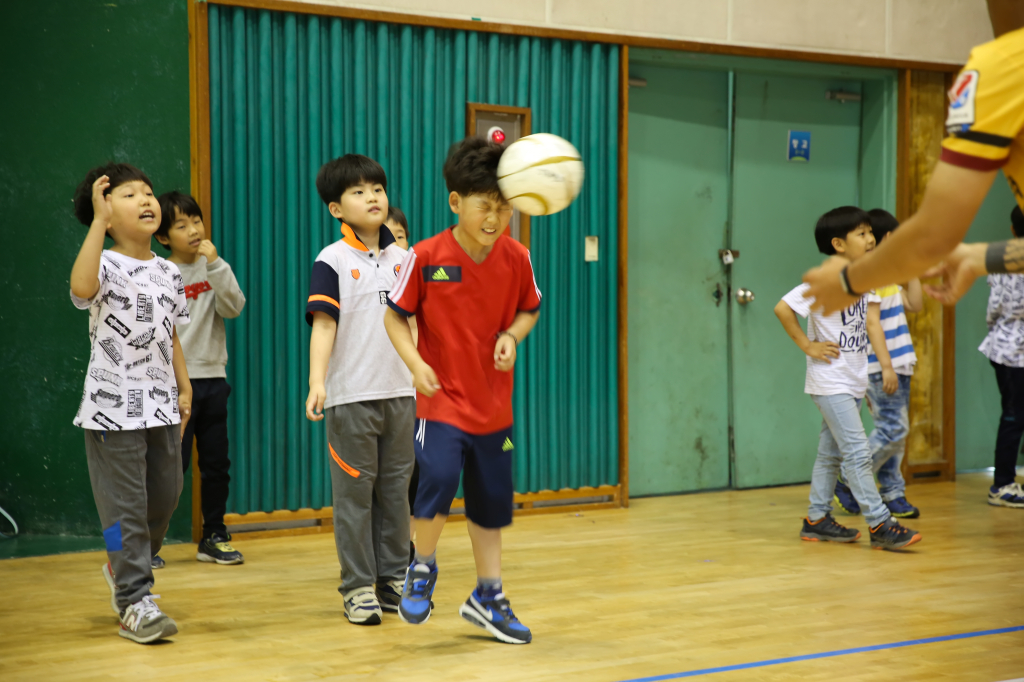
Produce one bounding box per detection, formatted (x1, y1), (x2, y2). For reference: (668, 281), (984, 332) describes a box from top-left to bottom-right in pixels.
(834, 209), (923, 519)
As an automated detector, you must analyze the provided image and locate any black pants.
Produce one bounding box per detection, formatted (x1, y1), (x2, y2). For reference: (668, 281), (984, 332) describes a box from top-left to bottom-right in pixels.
(991, 361), (1024, 488)
(181, 378), (232, 540)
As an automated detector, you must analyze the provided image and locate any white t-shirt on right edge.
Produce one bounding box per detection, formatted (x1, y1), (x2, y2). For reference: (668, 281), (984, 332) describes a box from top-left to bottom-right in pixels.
(781, 283), (869, 398)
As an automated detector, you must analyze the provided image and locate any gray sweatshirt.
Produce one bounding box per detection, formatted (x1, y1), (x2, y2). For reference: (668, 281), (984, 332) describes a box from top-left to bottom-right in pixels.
(174, 256), (246, 379)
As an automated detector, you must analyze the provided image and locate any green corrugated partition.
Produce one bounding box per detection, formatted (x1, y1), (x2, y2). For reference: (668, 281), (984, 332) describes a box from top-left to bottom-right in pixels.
(208, 5), (619, 514)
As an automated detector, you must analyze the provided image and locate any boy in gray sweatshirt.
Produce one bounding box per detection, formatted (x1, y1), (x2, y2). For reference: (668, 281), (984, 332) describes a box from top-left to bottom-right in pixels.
(156, 191), (247, 565)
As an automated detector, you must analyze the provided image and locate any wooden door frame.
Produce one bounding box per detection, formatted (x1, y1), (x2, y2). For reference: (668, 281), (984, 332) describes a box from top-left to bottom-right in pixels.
(189, 0), (960, 538)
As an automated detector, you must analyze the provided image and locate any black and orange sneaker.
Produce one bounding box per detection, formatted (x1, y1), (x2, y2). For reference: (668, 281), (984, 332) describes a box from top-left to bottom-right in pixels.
(869, 517), (922, 550)
(800, 514), (861, 543)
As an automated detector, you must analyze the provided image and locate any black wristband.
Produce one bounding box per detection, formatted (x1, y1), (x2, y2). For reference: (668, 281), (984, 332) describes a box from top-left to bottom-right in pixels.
(985, 241), (1009, 274)
(497, 330), (518, 346)
(839, 265), (863, 297)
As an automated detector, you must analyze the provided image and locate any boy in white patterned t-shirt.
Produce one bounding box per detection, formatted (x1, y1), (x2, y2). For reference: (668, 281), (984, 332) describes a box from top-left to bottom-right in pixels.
(774, 206), (921, 551)
(70, 163), (192, 644)
(832, 209), (923, 520)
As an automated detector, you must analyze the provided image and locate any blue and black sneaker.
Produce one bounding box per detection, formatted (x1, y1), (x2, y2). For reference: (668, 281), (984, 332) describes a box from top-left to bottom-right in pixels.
(988, 482), (1024, 508)
(398, 562), (438, 625)
(833, 480), (861, 515)
(458, 589), (532, 644)
(885, 497), (920, 519)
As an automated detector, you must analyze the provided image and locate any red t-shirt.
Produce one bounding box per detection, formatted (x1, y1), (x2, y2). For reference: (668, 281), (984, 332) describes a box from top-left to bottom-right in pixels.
(387, 228), (542, 434)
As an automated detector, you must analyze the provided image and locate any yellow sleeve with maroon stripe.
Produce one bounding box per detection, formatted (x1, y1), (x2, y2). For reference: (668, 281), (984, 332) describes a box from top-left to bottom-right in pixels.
(941, 28), (1024, 172)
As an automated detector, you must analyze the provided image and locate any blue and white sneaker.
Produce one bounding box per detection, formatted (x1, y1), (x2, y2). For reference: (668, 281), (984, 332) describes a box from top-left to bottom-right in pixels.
(341, 586), (382, 625)
(399, 563), (438, 625)
(833, 480), (861, 515)
(458, 589), (532, 644)
(885, 497), (920, 519)
(988, 482), (1024, 508)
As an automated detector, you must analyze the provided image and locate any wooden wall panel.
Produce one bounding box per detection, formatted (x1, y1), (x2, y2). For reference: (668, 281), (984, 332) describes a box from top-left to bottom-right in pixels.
(900, 69), (955, 482)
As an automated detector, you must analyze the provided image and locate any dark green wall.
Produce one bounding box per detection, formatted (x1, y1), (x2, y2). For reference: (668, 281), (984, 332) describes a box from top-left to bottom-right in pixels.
(0, 0), (193, 539)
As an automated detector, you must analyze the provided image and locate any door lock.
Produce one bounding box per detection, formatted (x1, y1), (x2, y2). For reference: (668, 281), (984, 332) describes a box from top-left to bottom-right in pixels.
(735, 288), (755, 305)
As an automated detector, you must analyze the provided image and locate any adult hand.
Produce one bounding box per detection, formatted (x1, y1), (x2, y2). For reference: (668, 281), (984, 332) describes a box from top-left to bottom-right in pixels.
(922, 242), (988, 306)
(802, 256), (858, 315)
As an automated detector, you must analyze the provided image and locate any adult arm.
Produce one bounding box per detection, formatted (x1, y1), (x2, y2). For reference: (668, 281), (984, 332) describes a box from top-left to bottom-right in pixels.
(802, 162), (998, 313)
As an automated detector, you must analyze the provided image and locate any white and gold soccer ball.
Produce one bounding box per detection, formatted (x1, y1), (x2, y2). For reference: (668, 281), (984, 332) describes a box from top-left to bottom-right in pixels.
(497, 133), (584, 216)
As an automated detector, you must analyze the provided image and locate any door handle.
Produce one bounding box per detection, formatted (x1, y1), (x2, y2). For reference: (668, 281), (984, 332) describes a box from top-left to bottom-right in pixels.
(735, 288), (755, 305)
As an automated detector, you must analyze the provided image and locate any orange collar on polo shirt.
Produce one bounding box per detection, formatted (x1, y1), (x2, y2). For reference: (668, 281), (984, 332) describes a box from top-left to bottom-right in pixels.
(339, 222), (397, 253)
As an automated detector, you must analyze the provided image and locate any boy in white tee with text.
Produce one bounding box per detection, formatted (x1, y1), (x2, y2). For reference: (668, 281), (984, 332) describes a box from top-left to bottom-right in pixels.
(774, 206), (922, 551)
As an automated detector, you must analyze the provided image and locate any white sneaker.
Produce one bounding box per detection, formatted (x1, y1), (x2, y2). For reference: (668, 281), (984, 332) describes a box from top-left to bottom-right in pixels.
(101, 563), (119, 615)
(118, 595), (178, 644)
(342, 586), (383, 625)
(989, 482), (1024, 508)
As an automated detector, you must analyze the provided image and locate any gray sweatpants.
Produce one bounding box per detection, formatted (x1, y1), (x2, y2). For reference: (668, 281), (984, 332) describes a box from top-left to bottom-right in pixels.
(326, 397), (415, 593)
(84, 425), (183, 609)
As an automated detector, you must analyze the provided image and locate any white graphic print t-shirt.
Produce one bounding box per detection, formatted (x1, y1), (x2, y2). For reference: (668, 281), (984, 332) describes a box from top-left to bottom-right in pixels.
(980, 274), (1024, 368)
(782, 283), (869, 398)
(71, 250), (190, 430)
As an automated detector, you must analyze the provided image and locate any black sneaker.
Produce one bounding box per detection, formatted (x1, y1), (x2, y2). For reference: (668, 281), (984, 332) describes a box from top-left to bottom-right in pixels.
(869, 517), (922, 550)
(800, 514), (861, 543)
(885, 497), (920, 519)
(833, 480), (861, 515)
(151, 554), (166, 569)
(458, 589), (532, 644)
(197, 533), (244, 565)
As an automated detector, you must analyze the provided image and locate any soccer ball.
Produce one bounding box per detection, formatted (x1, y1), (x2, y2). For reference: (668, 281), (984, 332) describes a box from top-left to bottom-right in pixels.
(497, 133), (584, 216)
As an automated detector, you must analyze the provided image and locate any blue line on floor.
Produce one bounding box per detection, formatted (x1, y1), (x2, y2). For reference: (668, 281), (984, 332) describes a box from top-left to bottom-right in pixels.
(619, 625), (1024, 682)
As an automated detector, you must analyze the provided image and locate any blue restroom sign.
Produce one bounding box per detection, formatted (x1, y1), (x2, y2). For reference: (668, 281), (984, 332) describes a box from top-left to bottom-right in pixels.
(788, 130), (811, 162)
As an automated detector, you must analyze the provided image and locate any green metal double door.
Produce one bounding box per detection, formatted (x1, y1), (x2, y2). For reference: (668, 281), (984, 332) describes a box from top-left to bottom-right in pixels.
(628, 60), (884, 494)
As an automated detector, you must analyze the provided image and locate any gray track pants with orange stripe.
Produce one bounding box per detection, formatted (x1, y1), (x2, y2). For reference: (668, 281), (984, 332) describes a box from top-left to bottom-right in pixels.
(326, 398), (415, 593)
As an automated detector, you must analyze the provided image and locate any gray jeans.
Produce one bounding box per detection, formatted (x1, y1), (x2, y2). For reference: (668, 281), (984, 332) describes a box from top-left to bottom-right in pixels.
(84, 425), (183, 609)
(326, 398), (415, 593)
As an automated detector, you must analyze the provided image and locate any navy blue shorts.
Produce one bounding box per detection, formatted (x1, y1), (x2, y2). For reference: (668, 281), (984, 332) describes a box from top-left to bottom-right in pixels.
(413, 419), (514, 529)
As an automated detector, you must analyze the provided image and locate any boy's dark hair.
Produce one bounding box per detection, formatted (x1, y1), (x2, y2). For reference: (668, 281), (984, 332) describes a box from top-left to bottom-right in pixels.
(814, 206), (871, 255)
(387, 205), (408, 232)
(1012, 205), (1024, 238)
(443, 136), (504, 198)
(73, 163), (153, 226)
(867, 208), (900, 242)
(315, 154), (387, 207)
(156, 191), (204, 251)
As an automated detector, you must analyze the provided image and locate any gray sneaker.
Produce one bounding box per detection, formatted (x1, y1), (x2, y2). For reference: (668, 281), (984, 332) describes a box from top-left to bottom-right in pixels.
(118, 595), (178, 643)
(342, 586), (383, 625)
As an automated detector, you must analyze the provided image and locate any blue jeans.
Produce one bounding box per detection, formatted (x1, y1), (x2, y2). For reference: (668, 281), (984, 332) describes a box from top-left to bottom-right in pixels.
(810, 394), (890, 527)
(866, 372), (911, 502)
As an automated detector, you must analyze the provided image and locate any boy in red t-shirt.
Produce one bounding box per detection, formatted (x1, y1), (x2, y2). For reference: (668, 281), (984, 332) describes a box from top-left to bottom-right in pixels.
(384, 137), (541, 644)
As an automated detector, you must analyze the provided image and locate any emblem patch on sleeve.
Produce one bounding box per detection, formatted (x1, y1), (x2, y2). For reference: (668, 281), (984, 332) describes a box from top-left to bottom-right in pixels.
(946, 70), (978, 132)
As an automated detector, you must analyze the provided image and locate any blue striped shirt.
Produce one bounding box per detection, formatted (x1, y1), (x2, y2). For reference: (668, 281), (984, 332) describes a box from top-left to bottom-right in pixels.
(867, 285), (917, 375)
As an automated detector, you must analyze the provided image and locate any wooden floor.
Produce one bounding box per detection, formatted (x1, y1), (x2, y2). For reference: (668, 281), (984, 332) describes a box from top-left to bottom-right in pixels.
(2, 473), (1023, 681)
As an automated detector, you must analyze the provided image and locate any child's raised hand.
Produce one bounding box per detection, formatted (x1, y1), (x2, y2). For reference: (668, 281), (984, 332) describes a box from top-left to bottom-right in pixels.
(91, 174), (112, 227)
(882, 367), (899, 394)
(305, 384), (327, 421)
(412, 362), (441, 398)
(198, 240), (219, 263)
(494, 333), (517, 372)
(804, 340), (840, 364)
